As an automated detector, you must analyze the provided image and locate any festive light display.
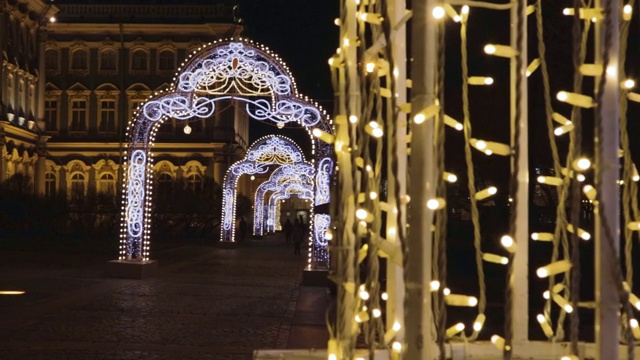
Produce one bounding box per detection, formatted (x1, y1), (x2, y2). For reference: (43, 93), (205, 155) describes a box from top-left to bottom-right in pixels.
(118, 39), (335, 263)
(253, 164), (315, 236)
(315, 157), (333, 205)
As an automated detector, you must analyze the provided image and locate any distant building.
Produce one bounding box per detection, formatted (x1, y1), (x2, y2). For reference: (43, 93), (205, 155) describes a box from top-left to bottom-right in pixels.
(1, 0), (249, 198)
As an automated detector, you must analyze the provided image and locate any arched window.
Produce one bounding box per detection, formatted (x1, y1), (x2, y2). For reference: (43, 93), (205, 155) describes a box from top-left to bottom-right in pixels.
(45, 49), (58, 71)
(71, 49), (89, 70)
(131, 50), (148, 71)
(157, 172), (173, 200)
(70, 172), (86, 197)
(100, 50), (117, 71)
(158, 50), (175, 71)
(45, 172), (57, 197)
(186, 173), (202, 192)
(99, 173), (116, 194)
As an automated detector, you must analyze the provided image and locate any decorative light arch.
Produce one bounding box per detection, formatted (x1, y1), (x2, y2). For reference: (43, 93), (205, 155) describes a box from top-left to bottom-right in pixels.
(253, 163), (315, 236)
(119, 39), (334, 269)
(266, 184), (314, 233)
(221, 135), (311, 241)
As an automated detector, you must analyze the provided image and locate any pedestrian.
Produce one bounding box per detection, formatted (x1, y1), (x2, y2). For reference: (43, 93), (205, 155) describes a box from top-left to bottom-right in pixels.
(292, 219), (305, 255)
(284, 218), (293, 244)
(238, 217), (248, 242)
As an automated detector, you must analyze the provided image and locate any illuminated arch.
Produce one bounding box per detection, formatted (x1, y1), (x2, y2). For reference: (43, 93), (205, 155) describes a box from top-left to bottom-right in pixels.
(266, 183), (314, 233)
(221, 135), (311, 241)
(253, 163), (315, 236)
(119, 39), (333, 270)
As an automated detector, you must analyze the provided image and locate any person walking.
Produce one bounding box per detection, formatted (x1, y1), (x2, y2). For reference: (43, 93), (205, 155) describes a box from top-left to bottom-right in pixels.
(284, 218), (293, 244)
(291, 219), (305, 255)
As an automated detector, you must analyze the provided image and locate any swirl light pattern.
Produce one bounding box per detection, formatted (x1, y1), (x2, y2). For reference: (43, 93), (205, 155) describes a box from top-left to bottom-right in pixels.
(314, 213), (331, 247)
(178, 42), (292, 96)
(221, 135), (308, 242)
(143, 95), (217, 121)
(315, 157), (333, 205)
(246, 98), (322, 126)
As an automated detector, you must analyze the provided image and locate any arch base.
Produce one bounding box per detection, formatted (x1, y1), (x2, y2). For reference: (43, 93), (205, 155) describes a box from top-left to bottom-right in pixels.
(105, 259), (159, 279)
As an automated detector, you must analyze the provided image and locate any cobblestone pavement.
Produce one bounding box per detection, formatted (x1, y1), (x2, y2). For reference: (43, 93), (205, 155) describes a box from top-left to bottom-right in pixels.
(0, 235), (312, 360)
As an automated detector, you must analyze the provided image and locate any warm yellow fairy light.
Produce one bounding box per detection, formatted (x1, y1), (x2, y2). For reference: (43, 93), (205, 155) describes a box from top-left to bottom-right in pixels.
(556, 91), (595, 108)
(537, 176), (563, 186)
(473, 313), (486, 331)
(392, 321), (402, 332)
(483, 253), (509, 265)
(445, 323), (465, 338)
(358, 12), (383, 24)
(632, 164), (639, 181)
(622, 79), (635, 89)
(469, 139), (511, 155)
(328, 56), (340, 68)
(537, 259), (572, 278)
(552, 112), (571, 125)
(501, 235), (516, 253)
(430, 280), (441, 292)
(312, 128), (335, 144)
(536, 314), (554, 338)
(476, 186), (498, 200)
(554, 123), (574, 136)
(583, 185), (597, 200)
(484, 44), (518, 58)
(628, 222), (640, 231)
(391, 341), (403, 352)
(566, 224), (591, 240)
(444, 172), (458, 183)
(444, 115), (463, 130)
(349, 115), (358, 124)
(446, 294), (478, 307)
(443, 287), (451, 296)
(576, 174), (586, 182)
(365, 62), (376, 73)
(551, 292), (573, 313)
(631, 319), (640, 339)
(355, 311), (370, 323)
(372, 308), (382, 318)
(442, 4), (460, 22)
(531, 232), (554, 241)
(573, 157), (591, 171)
(432, 6), (445, 19)
(491, 335), (508, 350)
(628, 92), (640, 103)
(561, 356), (579, 360)
(381, 292), (389, 301)
(359, 286), (370, 300)
(526, 58), (540, 77)
(413, 104), (439, 124)
(623, 4), (633, 21)
(365, 121), (384, 137)
(468, 76), (494, 85)
(325, 230), (333, 241)
(427, 198), (446, 210)
(579, 64), (603, 77)
(356, 208), (373, 222)
(369, 191), (378, 200)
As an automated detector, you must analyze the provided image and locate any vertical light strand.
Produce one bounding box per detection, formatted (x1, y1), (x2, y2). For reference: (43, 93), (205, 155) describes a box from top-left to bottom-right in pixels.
(459, 7), (487, 342)
(406, 0), (436, 358)
(594, 0), (622, 358)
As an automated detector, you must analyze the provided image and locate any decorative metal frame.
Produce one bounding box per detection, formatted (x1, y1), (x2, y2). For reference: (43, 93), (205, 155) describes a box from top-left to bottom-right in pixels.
(119, 39), (334, 269)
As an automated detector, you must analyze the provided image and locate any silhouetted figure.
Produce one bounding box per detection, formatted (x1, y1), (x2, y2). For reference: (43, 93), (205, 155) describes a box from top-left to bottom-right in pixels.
(284, 218), (293, 244)
(238, 217), (248, 242)
(292, 219), (305, 255)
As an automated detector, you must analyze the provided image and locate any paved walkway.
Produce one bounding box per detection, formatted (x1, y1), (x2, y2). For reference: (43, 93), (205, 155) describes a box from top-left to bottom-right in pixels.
(0, 234), (330, 359)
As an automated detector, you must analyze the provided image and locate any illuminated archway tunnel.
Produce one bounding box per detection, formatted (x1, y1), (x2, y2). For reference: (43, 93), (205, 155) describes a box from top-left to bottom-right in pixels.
(119, 39), (334, 270)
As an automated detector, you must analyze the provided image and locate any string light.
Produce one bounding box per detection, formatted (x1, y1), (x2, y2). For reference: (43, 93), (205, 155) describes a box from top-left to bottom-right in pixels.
(484, 44), (518, 58)
(473, 314), (486, 331)
(556, 91), (595, 108)
(445, 323), (465, 338)
(536, 259), (572, 278)
(475, 186), (498, 200)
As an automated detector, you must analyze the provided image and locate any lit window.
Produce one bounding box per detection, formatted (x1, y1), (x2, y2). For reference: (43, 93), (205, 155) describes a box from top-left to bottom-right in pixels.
(70, 172), (86, 198)
(45, 173), (56, 197)
(100, 50), (117, 71)
(70, 100), (87, 131)
(99, 100), (116, 132)
(99, 173), (116, 194)
(44, 100), (58, 131)
(186, 173), (202, 192)
(158, 50), (175, 71)
(132, 50), (148, 71)
(45, 49), (58, 70)
(71, 49), (88, 70)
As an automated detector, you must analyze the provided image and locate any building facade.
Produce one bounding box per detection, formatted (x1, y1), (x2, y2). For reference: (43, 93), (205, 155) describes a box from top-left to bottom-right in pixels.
(1, 0), (250, 199)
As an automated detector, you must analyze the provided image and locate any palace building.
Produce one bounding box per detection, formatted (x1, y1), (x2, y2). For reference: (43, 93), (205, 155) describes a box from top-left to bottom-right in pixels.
(1, 0), (249, 199)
